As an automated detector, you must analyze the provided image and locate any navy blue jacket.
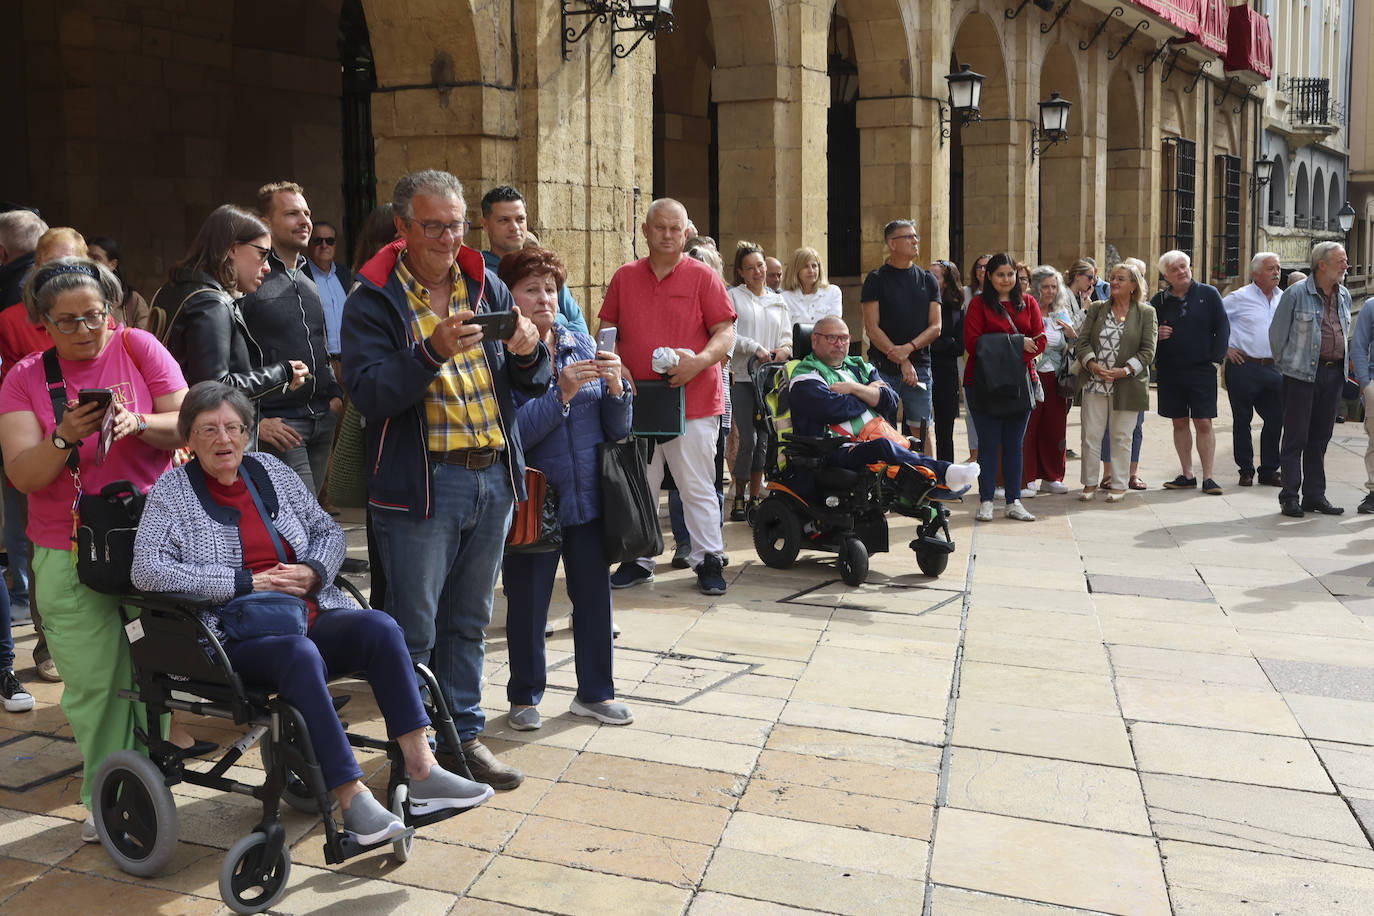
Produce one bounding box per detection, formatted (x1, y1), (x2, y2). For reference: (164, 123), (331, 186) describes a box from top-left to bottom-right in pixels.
(1152, 281), (1229, 373)
(787, 356), (900, 439)
(340, 240), (551, 517)
(515, 326), (632, 527)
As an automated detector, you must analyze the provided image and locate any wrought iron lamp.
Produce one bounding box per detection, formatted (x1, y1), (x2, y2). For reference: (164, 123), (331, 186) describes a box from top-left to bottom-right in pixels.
(1030, 92), (1072, 159)
(938, 64), (985, 147)
(562, 1), (674, 71)
(1337, 202), (1356, 235)
(1249, 155), (1274, 193)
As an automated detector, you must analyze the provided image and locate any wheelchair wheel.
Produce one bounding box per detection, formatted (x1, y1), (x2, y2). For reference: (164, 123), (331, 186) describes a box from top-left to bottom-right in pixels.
(260, 730), (324, 815)
(837, 537), (869, 586)
(220, 831), (291, 915)
(916, 548), (949, 578)
(752, 497), (802, 569)
(390, 783), (413, 862)
(92, 750), (179, 877)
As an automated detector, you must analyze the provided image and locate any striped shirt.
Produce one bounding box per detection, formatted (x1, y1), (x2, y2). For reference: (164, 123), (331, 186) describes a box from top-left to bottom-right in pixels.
(395, 255), (505, 452)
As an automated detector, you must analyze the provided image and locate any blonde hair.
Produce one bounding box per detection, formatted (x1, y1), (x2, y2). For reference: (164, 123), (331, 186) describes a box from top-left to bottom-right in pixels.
(783, 246), (829, 292)
(1108, 261), (1148, 307)
(34, 227), (88, 266)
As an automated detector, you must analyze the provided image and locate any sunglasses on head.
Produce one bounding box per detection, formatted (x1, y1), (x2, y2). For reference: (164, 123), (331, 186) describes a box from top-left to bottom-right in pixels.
(310, 236), (335, 246)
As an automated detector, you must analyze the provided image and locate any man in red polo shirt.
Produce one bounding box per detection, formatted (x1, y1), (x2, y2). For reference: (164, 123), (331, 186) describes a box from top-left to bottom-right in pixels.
(599, 198), (736, 594)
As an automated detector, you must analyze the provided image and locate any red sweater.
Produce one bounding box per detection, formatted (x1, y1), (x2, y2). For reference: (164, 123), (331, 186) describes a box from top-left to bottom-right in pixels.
(0, 303), (52, 384)
(962, 294), (1046, 386)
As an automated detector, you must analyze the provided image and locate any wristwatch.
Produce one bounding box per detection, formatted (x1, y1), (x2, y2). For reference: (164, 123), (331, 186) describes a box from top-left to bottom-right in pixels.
(51, 430), (74, 450)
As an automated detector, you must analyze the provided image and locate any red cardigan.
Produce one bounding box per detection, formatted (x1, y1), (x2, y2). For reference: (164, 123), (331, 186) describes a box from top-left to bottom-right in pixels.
(962, 294), (1046, 386)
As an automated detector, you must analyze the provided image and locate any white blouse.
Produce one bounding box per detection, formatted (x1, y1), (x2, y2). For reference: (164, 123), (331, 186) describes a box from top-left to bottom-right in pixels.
(729, 285), (792, 376)
(780, 285), (843, 328)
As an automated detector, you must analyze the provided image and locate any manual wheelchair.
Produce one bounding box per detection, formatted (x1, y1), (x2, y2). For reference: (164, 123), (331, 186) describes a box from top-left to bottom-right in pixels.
(93, 580), (475, 914)
(747, 325), (958, 584)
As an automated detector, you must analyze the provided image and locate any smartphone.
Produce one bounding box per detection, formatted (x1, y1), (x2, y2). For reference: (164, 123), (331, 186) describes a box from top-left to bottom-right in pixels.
(596, 327), (617, 353)
(78, 388), (114, 412)
(465, 311), (518, 341)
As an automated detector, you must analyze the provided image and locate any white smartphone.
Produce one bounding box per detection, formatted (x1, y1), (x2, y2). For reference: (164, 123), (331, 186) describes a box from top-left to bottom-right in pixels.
(596, 327), (617, 352)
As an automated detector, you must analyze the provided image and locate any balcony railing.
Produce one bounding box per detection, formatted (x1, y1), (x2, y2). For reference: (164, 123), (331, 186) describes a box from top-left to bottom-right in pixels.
(1267, 209), (1285, 227)
(1294, 215), (1309, 229)
(1278, 75), (1344, 127)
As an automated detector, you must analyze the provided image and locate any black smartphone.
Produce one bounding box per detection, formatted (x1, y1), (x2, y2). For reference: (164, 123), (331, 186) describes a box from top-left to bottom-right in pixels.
(78, 388), (114, 412)
(466, 311), (518, 341)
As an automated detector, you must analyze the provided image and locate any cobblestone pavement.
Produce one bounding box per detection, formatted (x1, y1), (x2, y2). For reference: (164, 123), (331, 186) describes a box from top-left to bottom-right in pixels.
(2, 404), (1374, 914)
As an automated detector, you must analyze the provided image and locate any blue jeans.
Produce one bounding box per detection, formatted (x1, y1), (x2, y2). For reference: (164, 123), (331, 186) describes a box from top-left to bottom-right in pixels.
(0, 576), (11, 670)
(1100, 411), (1144, 464)
(1224, 360), (1283, 474)
(372, 462), (513, 742)
(225, 608), (428, 791)
(503, 518), (615, 706)
(878, 365), (934, 427)
(967, 388), (1031, 502)
(3, 483), (29, 600)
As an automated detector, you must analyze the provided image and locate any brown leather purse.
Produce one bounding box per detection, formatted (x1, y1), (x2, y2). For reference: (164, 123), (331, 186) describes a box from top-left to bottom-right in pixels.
(506, 467), (562, 553)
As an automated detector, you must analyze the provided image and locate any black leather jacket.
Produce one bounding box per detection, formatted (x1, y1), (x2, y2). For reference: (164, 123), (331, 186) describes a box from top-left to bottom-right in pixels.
(240, 251), (343, 419)
(152, 268), (292, 400)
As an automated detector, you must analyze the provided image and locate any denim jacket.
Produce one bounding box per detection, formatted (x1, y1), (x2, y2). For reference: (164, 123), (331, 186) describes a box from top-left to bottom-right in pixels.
(1269, 276), (1352, 383)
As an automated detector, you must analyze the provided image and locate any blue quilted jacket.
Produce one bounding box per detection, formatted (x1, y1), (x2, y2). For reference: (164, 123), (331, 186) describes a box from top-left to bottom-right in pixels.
(515, 326), (633, 527)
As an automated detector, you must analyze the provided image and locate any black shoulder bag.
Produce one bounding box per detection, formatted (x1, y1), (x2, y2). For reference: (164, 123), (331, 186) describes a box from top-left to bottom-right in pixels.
(44, 349), (144, 595)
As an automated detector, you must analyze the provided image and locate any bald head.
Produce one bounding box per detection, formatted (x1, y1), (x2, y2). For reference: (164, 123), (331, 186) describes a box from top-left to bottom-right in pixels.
(642, 199), (689, 262)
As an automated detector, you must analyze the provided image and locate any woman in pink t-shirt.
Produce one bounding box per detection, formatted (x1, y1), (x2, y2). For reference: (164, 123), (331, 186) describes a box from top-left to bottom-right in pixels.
(0, 256), (187, 839)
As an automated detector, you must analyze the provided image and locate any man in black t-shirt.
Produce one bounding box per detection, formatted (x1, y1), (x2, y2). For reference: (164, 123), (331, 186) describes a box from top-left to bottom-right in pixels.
(861, 219), (941, 453)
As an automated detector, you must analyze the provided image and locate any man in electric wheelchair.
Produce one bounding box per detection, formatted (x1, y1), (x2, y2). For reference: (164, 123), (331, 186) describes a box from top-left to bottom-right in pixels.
(750, 316), (979, 582)
(95, 382), (493, 913)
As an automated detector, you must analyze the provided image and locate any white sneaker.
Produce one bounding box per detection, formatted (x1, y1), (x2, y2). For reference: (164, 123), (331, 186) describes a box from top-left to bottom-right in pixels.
(1020, 482), (1036, 499)
(82, 814), (99, 843)
(994, 487), (1005, 501)
(1, 669), (34, 713)
(944, 462), (980, 491)
(975, 501), (995, 521)
(1043, 480), (1069, 494)
(1005, 500), (1036, 521)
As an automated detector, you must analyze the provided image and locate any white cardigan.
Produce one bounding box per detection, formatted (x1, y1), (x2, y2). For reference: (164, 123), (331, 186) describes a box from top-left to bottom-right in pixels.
(728, 285), (791, 376)
(781, 285), (843, 328)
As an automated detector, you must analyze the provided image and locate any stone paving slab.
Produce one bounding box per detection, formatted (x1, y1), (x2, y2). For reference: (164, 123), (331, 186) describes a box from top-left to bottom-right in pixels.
(1257, 657), (1374, 701)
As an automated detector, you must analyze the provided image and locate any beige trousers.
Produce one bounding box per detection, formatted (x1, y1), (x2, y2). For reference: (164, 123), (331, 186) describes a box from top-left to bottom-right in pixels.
(1079, 389), (1139, 492)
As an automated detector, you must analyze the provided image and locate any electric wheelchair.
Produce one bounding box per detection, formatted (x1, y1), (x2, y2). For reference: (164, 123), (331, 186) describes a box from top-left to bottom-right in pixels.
(747, 324), (958, 584)
(93, 579), (475, 914)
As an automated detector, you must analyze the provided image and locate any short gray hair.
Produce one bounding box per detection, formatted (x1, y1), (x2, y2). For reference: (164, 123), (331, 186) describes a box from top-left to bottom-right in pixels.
(883, 219), (916, 240)
(0, 210), (49, 259)
(22, 256), (121, 326)
(393, 170), (464, 220)
(1250, 251), (1280, 273)
(178, 381), (254, 443)
(1310, 241), (1345, 273)
(645, 198), (687, 223)
(1158, 250), (1190, 274)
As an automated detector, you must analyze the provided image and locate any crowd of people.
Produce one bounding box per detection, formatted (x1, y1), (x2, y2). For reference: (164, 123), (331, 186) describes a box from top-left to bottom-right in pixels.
(0, 175), (1369, 861)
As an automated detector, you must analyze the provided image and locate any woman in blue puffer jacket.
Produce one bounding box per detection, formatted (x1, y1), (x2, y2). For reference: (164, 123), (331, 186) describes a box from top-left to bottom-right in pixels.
(498, 247), (634, 731)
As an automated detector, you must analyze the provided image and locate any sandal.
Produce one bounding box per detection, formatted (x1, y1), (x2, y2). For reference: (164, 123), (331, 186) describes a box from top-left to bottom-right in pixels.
(1099, 474), (1112, 490)
(1078, 489), (1096, 502)
(1129, 476), (1147, 491)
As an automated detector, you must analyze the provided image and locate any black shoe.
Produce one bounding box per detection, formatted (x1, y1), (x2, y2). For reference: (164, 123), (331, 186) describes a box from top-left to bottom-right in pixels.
(610, 562), (654, 589)
(1300, 499), (1344, 515)
(340, 557), (370, 574)
(1279, 499), (1304, 518)
(695, 554), (727, 596)
(179, 739), (218, 758)
(1359, 493), (1374, 515)
(670, 543), (691, 569)
(1238, 470), (1254, 487)
(1163, 475), (1197, 489)
(729, 498), (747, 522)
(1201, 478), (1223, 495)
(1257, 470), (1283, 487)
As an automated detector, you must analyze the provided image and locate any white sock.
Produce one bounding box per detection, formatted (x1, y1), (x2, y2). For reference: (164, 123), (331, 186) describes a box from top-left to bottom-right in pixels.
(944, 462), (980, 490)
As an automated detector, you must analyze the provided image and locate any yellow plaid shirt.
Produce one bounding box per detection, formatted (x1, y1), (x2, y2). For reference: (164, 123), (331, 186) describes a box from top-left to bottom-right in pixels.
(395, 255), (505, 453)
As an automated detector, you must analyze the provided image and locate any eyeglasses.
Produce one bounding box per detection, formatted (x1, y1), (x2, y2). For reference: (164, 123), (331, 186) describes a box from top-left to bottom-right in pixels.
(46, 309), (108, 334)
(816, 333), (851, 344)
(310, 236), (335, 247)
(407, 219), (467, 240)
(192, 422), (250, 440)
(238, 242), (271, 264)
(890, 235), (919, 243)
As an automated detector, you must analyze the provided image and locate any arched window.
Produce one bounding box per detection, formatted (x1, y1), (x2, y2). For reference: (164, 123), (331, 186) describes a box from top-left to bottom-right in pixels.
(1313, 168), (1326, 229)
(1295, 163), (1310, 229)
(1267, 157), (1285, 226)
(1328, 176), (1342, 232)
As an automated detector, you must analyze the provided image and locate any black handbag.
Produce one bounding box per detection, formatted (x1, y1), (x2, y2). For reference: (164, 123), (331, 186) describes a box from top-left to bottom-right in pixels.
(1055, 359), (1077, 400)
(598, 437), (663, 566)
(506, 467), (562, 554)
(42, 349), (144, 595)
(972, 331), (1033, 417)
(220, 470), (310, 640)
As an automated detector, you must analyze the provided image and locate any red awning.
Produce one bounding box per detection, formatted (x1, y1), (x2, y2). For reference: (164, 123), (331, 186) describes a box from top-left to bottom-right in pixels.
(1174, 0), (1227, 55)
(1224, 4), (1274, 79)
(1125, 0), (1200, 32)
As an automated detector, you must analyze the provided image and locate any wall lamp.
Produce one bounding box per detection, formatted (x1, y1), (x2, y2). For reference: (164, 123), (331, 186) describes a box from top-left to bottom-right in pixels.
(1337, 202), (1356, 235)
(939, 64), (986, 147)
(1249, 154), (1274, 193)
(562, 0), (675, 72)
(1030, 92), (1073, 159)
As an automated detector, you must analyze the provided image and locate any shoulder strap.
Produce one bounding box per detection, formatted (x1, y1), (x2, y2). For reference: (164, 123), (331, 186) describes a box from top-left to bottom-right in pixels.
(157, 286), (221, 346)
(42, 349), (78, 471)
(240, 467), (289, 564)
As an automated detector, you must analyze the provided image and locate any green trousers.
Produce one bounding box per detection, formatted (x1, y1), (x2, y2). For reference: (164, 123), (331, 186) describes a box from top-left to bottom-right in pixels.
(34, 547), (159, 810)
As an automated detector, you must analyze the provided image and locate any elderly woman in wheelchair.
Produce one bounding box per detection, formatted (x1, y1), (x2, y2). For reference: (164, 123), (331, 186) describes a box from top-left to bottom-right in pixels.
(750, 317), (979, 582)
(125, 381), (490, 908)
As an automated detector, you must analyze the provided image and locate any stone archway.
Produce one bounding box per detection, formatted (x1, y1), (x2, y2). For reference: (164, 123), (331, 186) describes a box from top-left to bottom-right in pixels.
(1105, 65), (1150, 265)
(1037, 42), (1086, 270)
(950, 9), (1015, 270)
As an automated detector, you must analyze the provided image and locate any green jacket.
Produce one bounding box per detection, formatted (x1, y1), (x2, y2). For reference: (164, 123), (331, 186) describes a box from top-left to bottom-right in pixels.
(1073, 299), (1158, 412)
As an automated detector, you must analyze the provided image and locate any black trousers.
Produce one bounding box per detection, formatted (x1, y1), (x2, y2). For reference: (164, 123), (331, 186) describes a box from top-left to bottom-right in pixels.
(1224, 360), (1283, 475)
(932, 358), (961, 463)
(1279, 363), (1343, 503)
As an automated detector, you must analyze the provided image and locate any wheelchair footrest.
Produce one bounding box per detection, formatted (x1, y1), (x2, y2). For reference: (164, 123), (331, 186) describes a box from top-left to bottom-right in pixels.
(911, 535), (956, 554)
(404, 804), (469, 830)
(332, 827), (416, 863)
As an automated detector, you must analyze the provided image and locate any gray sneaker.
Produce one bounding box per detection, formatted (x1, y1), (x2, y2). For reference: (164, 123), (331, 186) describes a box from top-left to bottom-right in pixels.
(342, 791), (407, 845)
(461, 738), (524, 790)
(508, 705), (542, 731)
(569, 697), (635, 725)
(408, 763), (494, 815)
